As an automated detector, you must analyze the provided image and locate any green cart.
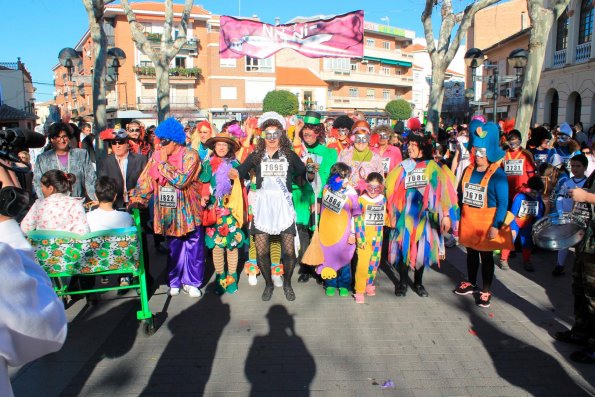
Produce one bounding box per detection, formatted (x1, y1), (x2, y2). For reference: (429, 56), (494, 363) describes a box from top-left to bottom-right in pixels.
(27, 209), (155, 336)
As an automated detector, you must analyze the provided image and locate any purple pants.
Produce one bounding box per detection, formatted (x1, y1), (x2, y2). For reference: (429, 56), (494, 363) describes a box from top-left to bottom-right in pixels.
(167, 228), (205, 288)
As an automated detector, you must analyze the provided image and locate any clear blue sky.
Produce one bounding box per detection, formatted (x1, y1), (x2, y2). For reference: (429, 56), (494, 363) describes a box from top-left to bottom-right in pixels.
(0, 0), (463, 100)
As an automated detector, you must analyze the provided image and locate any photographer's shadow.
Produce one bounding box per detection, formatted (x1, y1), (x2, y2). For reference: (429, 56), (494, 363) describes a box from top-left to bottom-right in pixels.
(245, 305), (316, 396)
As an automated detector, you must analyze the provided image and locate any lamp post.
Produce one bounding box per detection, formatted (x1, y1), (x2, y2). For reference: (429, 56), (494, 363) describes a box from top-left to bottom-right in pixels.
(223, 104), (228, 121)
(106, 47), (126, 82)
(464, 48), (485, 117)
(58, 48), (81, 81)
(380, 16), (390, 27)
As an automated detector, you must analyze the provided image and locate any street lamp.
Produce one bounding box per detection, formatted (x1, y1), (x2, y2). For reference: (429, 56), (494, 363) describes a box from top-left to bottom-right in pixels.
(464, 48), (485, 116)
(380, 16), (390, 27)
(58, 47), (81, 81)
(107, 47), (126, 81)
(507, 48), (529, 82)
(223, 104), (228, 120)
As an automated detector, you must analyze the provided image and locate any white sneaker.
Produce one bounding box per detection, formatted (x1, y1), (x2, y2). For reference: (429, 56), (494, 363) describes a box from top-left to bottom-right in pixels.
(168, 287), (180, 296)
(272, 274), (283, 287)
(183, 285), (202, 298)
(248, 274), (258, 286)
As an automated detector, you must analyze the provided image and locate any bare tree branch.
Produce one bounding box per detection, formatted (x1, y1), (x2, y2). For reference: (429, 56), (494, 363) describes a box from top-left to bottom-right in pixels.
(422, 1), (437, 57)
(120, 0), (155, 58)
(165, 0), (194, 58)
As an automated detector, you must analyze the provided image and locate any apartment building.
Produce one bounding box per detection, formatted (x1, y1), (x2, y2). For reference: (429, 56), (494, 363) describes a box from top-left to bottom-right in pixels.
(537, 0), (595, 130)
(0, 58), (37, 129)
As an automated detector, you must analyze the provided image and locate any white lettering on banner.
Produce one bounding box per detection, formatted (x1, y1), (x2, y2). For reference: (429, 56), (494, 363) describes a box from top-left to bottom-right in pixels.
(382, 158), (390, 174)
(323, 190), (348, 213)
(365, 204), (384, 226)
(261, 159), (288, 178)
(159, 186), (177, 208)
(504, 159), (524, 176)
(404, 168), (427, 190)
(462, 182), (486, 208)
(518, 200), (538, 217)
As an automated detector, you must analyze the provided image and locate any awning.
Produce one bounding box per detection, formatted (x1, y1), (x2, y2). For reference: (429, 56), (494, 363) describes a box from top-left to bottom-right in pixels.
(363, 56), (412, 68)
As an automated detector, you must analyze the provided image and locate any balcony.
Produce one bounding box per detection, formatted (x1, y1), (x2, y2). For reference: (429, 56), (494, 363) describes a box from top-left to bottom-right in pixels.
(553, 49), (566, 68)
(363, 47), (414, 65)
(320, 70), (413, 87)
(328, 96), (393, 109)
(144, 33), (199, 53)
(134, 66), (202, 81)
(137, 96), (199, 111)
(576, 42), (591, 63)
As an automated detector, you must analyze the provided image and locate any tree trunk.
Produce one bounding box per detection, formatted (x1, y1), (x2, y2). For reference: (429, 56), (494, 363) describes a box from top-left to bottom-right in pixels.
(515, 1), (570, 142)
(426, 64), (447, 134)
(155, 62), (170, 123)
(83, 0), (109, 159)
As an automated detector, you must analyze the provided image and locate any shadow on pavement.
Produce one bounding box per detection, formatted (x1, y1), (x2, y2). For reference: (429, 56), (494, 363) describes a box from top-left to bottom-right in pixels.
(139, 292), (230, 396)
(245, 305), (316, 396)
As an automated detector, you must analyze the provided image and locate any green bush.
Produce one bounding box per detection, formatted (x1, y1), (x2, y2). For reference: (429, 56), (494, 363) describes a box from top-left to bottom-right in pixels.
(385, 99), (412, 120)
(262, 90), (298, 116)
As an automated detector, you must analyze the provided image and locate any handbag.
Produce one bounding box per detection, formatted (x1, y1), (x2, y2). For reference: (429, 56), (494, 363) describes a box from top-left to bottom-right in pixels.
(202, 204), (217, 227)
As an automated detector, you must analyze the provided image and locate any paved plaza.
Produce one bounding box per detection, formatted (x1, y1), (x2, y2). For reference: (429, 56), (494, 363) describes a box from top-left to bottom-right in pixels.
(9, 243), (595, 397)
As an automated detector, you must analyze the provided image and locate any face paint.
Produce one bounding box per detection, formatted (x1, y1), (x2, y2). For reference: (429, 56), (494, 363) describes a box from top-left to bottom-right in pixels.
(557, 134), (570, 143)
(508, 140), (521, 149)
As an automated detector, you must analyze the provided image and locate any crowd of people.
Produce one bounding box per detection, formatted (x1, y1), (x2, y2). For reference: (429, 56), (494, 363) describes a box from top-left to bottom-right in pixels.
(14, 110), (595, 364)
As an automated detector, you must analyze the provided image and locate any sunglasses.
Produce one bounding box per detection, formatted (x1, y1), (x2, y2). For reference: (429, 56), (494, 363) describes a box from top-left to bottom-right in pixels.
(112, 140), (128, 146)
(160, 139), (172, 146)
(264, 130), (282, 140)
(584, 151), (592, 155)
(337, 128), (350, 136)
(353, 134), (369, 144)
(128, 128), (140, 133)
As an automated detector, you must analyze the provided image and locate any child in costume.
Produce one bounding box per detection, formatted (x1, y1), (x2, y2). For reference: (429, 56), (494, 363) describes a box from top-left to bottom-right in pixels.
(500, 176), (545, 272)
(548, 122), (581, 175)
(354, 172), (386, 303)
(201, 132), (246, 295)
(502, 129), (537, 202)
(454, 121), (513, 308)
(552, 154), (589, 276)
(317, 162), (362, 297)
(385, 132), (459, 297)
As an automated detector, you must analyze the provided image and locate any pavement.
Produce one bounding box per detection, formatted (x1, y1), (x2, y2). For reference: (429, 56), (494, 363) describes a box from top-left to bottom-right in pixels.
(9, 242), (595, 397)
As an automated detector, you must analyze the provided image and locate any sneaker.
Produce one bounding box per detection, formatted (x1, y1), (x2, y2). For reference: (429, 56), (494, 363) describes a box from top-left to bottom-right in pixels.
(523, 261), (535, 272)
(453, 281), (476, 295)
(119, 276), (131, 287)
(395, 283), (408, 297)
(272, 274), (283, 287)
(354, 293), (365, 304)
(339, 287), (349, 297)
(552, 265), (565, 276)
(248, 274), (258, 286)
(499, 259), (510, 270)
(100, 276), (109, 284)
(168, 287), (180, 296)
(477, 291), (492, 307)
(183, 285), (202, 298)
(325, 286), (336, 297)
(365, 284), (376, 296)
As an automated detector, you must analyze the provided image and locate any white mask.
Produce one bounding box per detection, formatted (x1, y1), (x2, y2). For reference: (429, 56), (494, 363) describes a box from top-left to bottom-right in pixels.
(457, 136), (469, 144)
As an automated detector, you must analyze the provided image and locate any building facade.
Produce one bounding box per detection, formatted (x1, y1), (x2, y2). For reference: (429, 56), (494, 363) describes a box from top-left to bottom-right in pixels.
(537, 0), (595, 131)
(0, 58), (37, 129)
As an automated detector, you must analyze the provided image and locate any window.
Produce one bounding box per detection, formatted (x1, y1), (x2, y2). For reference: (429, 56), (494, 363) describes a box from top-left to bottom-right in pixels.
(350, 63), (358, 71)
(381, 66), (391, 76)
(367, 65), (375, 73)
(349, 88), (359, 97)
(366, 89), (375, 99)
(175, 57), (186, 68)
(220, 58), (237, 68)
(323, 58), (350, 72)
(556, 11), (569, 50)
(578, 0), (594, 44)
(383, 41), (390, 50)
(366, 38), (375, 47)
(220, 87), (237, 100)
(207, 23), (220, 32)
(245, 57), (273, 72)
(383, 90), (391, 100)
(140, 60), (152, 67)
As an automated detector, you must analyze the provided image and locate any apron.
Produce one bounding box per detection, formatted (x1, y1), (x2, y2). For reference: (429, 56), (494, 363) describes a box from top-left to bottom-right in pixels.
(459, 163), (514, 251)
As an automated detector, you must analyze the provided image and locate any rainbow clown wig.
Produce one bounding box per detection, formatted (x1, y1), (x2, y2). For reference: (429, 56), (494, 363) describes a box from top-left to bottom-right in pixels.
(155, 117), (186, 144)
(471, 121), (505, 163)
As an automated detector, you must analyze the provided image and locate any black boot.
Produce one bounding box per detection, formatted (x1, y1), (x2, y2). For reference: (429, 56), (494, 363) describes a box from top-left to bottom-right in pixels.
(283, 257), (296, 301)
(396, 262), (408, 297)
(413, 267), (428, 297)
(257, 260), (274, 301)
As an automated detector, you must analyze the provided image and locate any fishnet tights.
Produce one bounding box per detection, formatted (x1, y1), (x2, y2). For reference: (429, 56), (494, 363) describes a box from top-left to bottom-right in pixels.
(254, 233), (296, 287)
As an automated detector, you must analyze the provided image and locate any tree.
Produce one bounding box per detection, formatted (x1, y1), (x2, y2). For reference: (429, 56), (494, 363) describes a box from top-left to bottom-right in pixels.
(262, 90), (299, 116)
(385, 99), (412, 120)
(121, 0), (194, 123)
(515, 0), (571, 140)
(82, 0), (114, 160)
(422, 0), (501, 133)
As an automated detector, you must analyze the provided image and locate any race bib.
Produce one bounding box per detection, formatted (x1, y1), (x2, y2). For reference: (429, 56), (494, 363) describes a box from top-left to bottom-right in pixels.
(364, 204), (385, 226)
(504, 159), (524, 176)
(159, 186), (177, 208)
(462, 182), (486, 208)
(261, 159), (288, 178)
(404, 168), (427, 190)
(382, 158), (391, 174)
(518, 200), (538, 217)
(322, 190), (347, 214)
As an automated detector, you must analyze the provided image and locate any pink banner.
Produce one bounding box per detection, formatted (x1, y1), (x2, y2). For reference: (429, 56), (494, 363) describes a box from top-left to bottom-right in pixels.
(219, 11), (364, 59)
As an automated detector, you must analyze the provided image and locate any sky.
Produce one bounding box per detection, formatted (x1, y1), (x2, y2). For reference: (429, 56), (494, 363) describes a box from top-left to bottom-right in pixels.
(0, 0), (461, 101)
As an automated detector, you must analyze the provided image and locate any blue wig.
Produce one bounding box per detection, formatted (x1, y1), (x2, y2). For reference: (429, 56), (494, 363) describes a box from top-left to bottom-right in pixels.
(155, 117), (186, 144)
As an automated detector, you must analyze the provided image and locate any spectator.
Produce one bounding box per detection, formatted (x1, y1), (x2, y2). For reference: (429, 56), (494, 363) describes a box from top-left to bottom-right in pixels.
(86, 176), (133, 232)
(79, 122), (96, 163)
(575, 121), (587, 147)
